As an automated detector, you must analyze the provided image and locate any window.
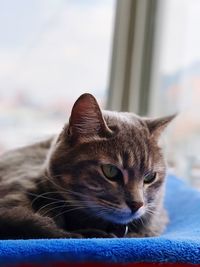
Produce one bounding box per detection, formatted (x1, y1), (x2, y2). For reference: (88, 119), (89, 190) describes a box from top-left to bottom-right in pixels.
(108, 0), (200, 188)
(149, 0), (200, 187)
(0, 0), (116, 153)
(2, 0), (199, 188)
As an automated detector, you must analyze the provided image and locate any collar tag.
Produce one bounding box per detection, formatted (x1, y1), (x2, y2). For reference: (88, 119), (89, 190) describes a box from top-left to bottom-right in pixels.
(124, 225), (128, 236)
(107, 224), (129, 237)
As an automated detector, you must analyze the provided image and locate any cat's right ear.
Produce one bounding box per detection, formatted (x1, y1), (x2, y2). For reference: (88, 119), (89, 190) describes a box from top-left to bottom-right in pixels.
(145, 114), (176, 139)
(66, 93), (112, 142)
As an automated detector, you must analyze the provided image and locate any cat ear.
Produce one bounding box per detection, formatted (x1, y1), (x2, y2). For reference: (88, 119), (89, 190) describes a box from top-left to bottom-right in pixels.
(145, 114), (176, 139)
(67, 93), (111, 141)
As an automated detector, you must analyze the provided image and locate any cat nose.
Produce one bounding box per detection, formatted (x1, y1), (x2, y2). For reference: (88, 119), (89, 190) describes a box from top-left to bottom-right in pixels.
(126, 201), (144, 213)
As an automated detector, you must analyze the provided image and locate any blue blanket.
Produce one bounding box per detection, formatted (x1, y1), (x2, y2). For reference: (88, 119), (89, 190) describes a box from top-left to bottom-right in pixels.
(0, 174), (200, 265)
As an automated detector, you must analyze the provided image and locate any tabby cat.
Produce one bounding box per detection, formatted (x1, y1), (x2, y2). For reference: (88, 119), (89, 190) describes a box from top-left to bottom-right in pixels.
(0, 93), (174, 239)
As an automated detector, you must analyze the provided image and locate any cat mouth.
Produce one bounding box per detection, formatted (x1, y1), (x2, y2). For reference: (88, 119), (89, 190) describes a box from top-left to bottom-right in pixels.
(103, 208), (145, 224)
(91, 206), (145, 225)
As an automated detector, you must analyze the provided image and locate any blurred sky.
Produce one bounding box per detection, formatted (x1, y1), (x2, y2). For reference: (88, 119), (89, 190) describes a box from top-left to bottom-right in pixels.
(0, 0), (115, 104)
(160, 0), (200, 74)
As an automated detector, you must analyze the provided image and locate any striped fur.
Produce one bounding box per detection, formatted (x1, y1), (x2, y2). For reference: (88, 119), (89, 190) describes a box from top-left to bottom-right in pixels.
(0, 94), (174, 239)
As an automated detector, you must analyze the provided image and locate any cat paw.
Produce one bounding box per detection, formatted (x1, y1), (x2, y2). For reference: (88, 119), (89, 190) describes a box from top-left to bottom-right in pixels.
(75, 229), (117, 238)
(65, 232), (83, 238)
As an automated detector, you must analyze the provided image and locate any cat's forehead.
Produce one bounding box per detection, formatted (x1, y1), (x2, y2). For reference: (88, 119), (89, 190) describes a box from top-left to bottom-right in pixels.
(99, 111), (153, 168)
(103, 110), (148, 134)
(103, 110), (140, 123)
(68, 110), (159, 169)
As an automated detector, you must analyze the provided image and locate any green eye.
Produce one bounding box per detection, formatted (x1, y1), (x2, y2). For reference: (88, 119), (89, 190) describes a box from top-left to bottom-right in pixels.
(101, 164), (122, 181)
(144, 172), (157, 184)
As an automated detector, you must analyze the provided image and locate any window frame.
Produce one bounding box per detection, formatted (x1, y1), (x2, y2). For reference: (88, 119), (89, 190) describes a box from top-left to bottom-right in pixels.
(107, 0), (159, 116)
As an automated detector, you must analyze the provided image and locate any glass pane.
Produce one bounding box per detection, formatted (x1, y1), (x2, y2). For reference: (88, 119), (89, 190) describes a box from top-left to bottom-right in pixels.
(0, 0), (116, 153)
(151, 0), (200, 188)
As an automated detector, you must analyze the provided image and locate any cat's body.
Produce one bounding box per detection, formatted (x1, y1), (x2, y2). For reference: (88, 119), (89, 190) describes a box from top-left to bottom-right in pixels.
(0, 94), (173, 239)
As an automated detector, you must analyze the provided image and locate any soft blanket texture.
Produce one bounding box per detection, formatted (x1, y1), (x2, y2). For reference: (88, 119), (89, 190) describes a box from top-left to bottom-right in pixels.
(0, 174), (200, 265)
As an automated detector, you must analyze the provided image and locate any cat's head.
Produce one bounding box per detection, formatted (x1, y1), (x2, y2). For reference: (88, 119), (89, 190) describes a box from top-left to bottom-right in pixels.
(47, 93), (175, 225)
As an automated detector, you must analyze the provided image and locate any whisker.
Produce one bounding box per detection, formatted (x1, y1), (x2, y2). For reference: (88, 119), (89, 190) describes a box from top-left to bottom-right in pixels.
(41, 202), (94, 217)
(139, 217), (145, 227)
(30, 189), (87, 207)
(131, 220), (138, 228)
(98, 199), (120, 209)
(30, 191), (64, 207)
(27, 191), (62, 206)
(37, 200), (66, 215)
(52, 206), (88, 219)
(78, 206), (108, 224)
(41, 204), (67, 216)
(146, 209), (158, 216)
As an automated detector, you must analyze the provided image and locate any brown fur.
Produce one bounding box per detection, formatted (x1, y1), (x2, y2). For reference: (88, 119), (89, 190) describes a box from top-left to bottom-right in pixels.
(0, 94), (174, 239)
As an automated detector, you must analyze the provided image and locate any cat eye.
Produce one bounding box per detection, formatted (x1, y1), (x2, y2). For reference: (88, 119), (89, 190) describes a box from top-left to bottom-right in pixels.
(144, 172), (157, 184)
(101, 164), (123, 182)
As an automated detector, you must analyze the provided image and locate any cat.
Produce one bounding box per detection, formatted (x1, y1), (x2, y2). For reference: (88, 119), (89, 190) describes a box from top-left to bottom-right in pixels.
(0, 93), (174, 239)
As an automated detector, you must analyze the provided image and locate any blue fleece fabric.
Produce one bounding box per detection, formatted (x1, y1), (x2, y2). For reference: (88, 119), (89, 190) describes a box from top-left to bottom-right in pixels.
(0, 174), (200, 265)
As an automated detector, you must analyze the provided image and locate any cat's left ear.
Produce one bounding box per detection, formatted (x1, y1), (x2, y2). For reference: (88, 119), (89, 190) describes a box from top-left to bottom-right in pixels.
(66, 93), (112, 142)
(145, 114), (176, 139)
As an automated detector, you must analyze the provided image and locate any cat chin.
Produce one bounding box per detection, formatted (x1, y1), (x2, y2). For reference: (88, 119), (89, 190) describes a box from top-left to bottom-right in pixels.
(100, 207), (145, 225)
